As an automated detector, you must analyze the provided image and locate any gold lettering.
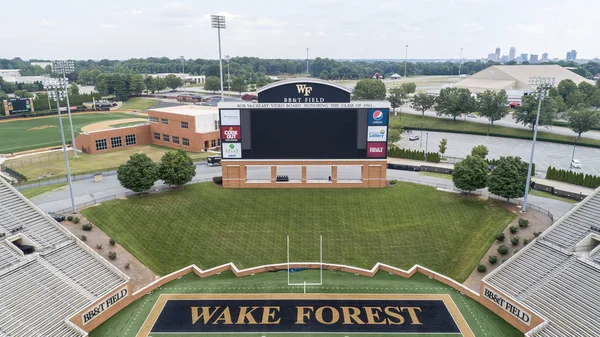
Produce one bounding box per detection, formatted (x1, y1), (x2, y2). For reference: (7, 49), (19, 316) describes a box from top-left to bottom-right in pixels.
(401, 307), (423, 325)
(341, 306), (365, 325)
(260, 306), (281, 324)
(364, 307), (386, 324)
(191, 306), (220, 325)
(296, 84), (313, 96)
(236, 306), (259, 324)
(295, 306), (314, 324)
(384, 306), (405, 325)
(315, 306), (340, 325)
(213, 307), (233, 324)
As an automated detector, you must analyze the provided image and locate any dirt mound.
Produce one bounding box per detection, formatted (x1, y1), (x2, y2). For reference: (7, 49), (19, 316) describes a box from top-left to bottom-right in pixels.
(28, 125), (57, 131)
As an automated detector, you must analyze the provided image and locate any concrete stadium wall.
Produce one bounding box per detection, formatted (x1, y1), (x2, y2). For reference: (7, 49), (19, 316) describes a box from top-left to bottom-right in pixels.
(69, 262), (547, 336)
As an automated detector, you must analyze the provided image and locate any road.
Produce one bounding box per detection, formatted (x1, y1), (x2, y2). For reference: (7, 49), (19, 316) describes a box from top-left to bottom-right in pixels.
(399, 131), (600, 176)
(31, 166), (574, 221)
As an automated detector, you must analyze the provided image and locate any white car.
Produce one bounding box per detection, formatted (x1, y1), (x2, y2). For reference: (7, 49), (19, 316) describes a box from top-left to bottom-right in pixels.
(571, 159), (582, 168)
(408, 135), (420, 141)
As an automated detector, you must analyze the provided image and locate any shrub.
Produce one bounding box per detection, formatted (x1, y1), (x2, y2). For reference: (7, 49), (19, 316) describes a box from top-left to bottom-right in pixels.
(96, 244), (103, 250)
(511, 236), (520, 246)
(477, 264), (487, 273)
(497, 245), (509, 255)
(108, 251), (117, 260)
(125, 262), (131, 269)
(488, 255), (498, 264)
(67, 215), (73, 221)
(73, 217), (80, 224)
(495, 232), (505, 242)
(82, 224), (93, 231)
(518, 218), (529, 228)
(109, 238), (116, 246)
(524, 238), (531, 245)
(390, 180), (398, 185)
(213, 176), (223, 185)
(509, 226), (518, 234)
(534, 231), (542, 237)
(80, 235), (87, 242)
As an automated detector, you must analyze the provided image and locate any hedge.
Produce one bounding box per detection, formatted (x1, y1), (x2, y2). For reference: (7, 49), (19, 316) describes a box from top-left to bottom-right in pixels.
(387, 147), (440, 163)
(546, 166), (600, 188)
(552, 120), (600, 131)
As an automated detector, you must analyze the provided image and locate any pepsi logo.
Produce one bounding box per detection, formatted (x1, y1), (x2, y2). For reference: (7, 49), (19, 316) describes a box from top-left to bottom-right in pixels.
(372, 110), (384, 121)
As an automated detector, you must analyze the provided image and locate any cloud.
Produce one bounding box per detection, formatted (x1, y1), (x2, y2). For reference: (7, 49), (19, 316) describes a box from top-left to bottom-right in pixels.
(131, 9), (143, 15)
(98, 24), (119, 32)
(458, 22), (482, 31)
(400, 24), (420, 32)
(511, 23), (545, 34)
(38, 20), (55, 27)
(317, 31), (327, 37)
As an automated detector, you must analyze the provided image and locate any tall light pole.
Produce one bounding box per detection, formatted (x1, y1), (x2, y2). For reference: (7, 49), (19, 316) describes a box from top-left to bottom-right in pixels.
(404, 45), (408, 78)
(44, 78), (76, 214)
(458, 47), (463, 76)
(522, 77), (555, 212)
(570, 137), (579, 167)
(306, 48), (309, 75)
(52, 60), (78, 157)
(180, 55), (185, 74)
(225, 55), (231, 93)
(211, 15), (226, 100)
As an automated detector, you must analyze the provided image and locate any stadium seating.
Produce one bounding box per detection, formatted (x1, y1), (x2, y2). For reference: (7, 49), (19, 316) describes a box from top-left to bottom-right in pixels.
(543, 194), (600, 249)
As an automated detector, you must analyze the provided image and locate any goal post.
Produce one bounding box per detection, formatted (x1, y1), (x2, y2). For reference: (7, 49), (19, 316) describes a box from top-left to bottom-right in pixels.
(287, 235), (323, 289)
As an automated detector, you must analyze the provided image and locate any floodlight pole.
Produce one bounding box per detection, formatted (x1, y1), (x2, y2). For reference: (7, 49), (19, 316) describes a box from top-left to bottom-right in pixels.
(458, 47), (463, 76)
(62, 71), (78, 157)
(522, 77), (555, 212)
(225, 55), (231, 93)
(52, 87), (76, 214)
(211, 15), (226, 101)
(306, 48), (309, 74)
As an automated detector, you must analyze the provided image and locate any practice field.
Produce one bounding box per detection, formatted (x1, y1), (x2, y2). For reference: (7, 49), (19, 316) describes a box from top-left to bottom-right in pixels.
(0, 112), (145, 153)
(89, 270), (523, 337)
(82, 182), (515, 281)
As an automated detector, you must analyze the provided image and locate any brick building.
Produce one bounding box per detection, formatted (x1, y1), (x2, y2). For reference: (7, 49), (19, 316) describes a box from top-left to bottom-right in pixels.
(75, 106), (220, 154)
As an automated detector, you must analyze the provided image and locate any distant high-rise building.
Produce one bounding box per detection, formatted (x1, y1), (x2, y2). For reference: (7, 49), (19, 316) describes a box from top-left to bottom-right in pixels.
(530, 54), (539, 63)
(501, 55), (508, 63)
(509, 47), (516, 61)
(520, 54), (529, 63)
(487, 53), (497, 62)
(566, 50), (577, 61)
(541, 53), (549, 61)
(495, 47), (501, 61)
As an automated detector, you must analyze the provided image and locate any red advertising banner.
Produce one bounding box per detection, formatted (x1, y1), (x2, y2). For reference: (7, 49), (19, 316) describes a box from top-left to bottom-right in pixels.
(221, 126), (241, 142)
(367, 142), (387, 158)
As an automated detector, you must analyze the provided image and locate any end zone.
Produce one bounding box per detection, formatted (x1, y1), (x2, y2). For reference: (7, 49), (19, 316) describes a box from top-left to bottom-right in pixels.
(137, 294), (474, 336)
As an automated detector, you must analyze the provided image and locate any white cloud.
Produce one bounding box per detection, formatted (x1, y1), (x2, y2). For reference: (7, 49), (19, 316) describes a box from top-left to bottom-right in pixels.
(98, 24), (119, 32)
(317, 31), (327, 37)
(511, 23), (545, 34)
(131, 9), (143, 15)
(38, 20), (55, 27)
(458, 22), (482, 31)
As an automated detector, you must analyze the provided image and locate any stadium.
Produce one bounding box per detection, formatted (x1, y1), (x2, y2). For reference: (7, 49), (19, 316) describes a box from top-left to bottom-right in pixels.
(1, 79), (599, 337)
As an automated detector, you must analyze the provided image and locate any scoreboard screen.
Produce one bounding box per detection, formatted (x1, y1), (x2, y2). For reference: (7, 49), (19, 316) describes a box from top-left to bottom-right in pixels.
(7, 98), (32, 113)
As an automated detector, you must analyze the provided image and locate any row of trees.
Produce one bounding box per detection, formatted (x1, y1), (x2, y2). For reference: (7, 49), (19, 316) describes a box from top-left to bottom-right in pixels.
(545, 166), (600, 188)
(117, 150), (196, 192)
(387, 147), (441, 163)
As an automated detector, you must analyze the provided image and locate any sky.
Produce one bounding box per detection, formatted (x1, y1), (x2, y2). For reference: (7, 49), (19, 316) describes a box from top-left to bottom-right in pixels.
(2, 0), (598, 61)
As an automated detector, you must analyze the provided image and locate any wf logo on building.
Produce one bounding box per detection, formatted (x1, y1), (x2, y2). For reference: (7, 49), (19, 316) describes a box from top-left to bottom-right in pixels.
(296, 84), (313, 96)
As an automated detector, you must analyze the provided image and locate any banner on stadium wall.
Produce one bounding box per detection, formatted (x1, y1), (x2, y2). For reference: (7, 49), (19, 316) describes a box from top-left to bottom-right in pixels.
(483, 286), (531, 326)
(82, 285), (128, 325)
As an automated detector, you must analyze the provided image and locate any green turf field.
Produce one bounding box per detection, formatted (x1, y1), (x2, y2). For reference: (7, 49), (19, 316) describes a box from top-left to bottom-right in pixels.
(0, 113), (144, 153)
(89, 270), (522, 337)
(121, 97), (159, 111)
(82, 182), (515, 281)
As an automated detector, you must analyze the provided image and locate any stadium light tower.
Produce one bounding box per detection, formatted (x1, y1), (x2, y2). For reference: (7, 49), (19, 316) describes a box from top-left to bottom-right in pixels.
(180, 55), (185, 74)
(44, 78), (76, 214)
(225, 55), (231, 92)
(522, 76), (555, 213)
(211, 15), (226, 101)
(458, 47), (463, 76)
(52, 60), (78, 157)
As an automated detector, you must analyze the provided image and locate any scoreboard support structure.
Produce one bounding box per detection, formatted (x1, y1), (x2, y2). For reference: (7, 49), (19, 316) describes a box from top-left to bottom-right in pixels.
(218, 78), (390, 189)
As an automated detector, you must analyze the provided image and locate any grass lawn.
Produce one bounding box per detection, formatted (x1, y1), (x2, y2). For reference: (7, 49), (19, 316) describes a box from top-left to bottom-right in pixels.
(529, 189), (578, 204)
(82, 182), (515, 282)
(419, 171), (453, 180)
(20, 182), (67, 199)
(0, 112), (142, 154)
(120, 97), (159, 111)
(89, 271), (522, 337)
(6, 145), (209, 180)
(397, 114), (600, 148)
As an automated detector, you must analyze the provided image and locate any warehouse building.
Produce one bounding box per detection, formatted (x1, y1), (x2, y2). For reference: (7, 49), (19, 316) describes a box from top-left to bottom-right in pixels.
(75, 106), (220, 154)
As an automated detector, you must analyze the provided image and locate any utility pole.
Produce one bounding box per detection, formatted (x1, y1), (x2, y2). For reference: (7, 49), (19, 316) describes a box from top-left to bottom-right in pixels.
(522, 77), (555, 212)
(306, 48), (309, 75)
(211, 15), (226, 100)
(404, 45), (408, 78)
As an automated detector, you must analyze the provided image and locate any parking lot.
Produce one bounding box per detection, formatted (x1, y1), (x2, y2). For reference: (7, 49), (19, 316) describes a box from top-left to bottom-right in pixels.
(399, 131), (600, 176)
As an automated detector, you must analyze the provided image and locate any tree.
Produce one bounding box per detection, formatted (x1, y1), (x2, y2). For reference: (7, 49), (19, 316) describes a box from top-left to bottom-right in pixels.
(476, 89), (508, 129)
(158, 149), (196, 187)
(452, 155), (489, 192)
(68, 82), (79, 96)
(1, 82), (17, 93)
(514, 94), (557, 130)
(204, 76), (221, 93)
(155, 77), (167, 92)
(164, 74), (183, 90)
(435, 87), (475, 120)
(597, 78), (600, 89)
(129, 74), (145, 95)
(400, 82), (416, 95)
(488, 156), (528, 201)
(13, 90), (32, 98)
(387, 87), (407, 116)
(230, 77), (247, 94)
(557, 79), (577, 100)
(387, 120), (404, 144)
(438, 138), (448, 156)
(144, 76), (156, 93)
(117, 153), (158, 192)
(353, 78), (386, 100)
(471, 144), (489, 159)
(567, 105), (600, 137)
(565, 90), (586, 108)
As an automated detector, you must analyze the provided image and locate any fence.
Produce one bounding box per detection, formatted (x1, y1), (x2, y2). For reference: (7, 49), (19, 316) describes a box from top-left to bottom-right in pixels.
(2, 151), (67, 169)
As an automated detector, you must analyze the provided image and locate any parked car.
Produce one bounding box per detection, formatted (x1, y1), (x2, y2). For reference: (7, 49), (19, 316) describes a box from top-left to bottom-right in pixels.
(509, 102), (521, 109)
(48, 212), (65, 222)
(571, 159), (582, 168)
(467, 113), (477, 118)
(409, 135), (420, 141)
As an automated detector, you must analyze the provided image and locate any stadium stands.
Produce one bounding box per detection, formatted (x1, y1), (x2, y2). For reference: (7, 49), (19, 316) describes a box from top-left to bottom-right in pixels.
(486, 189), (600, 337)
(0, 179), (128, 337)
